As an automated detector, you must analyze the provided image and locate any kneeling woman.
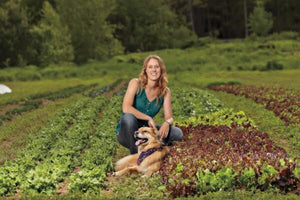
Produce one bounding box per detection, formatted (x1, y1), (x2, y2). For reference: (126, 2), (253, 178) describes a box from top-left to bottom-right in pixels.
(116, 55), (183, 154)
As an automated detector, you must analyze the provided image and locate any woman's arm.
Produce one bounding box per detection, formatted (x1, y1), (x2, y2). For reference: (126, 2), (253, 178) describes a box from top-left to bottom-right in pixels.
(122, 79), (155, 127)
(163, 88), (173, 121)
(159, 88), (173, 138)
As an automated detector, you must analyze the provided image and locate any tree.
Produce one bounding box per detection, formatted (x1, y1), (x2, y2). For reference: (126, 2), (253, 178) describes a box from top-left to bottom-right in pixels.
(56, 0), (123, 64)
(244, 0), (249, 37)
(110, 0), (196, 52)
(0, 0), (31, 68)
(29, 1), (74, 67)
(248, 3), (273, 36)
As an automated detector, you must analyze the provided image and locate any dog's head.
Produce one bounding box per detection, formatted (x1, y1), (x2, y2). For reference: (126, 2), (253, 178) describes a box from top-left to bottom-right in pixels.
(134, 127), (160, 148)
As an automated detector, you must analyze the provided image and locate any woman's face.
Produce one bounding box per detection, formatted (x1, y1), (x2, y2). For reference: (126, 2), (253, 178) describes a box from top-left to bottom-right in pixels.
(146, 58), (161, 81)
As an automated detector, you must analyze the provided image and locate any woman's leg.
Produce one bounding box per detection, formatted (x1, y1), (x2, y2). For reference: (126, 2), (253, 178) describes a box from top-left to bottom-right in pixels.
(117, 113), (138, 154)
(156, 125), (183, 145)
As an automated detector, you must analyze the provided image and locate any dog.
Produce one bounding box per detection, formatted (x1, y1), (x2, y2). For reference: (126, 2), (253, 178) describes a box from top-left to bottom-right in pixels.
(114, 127), (169, 177)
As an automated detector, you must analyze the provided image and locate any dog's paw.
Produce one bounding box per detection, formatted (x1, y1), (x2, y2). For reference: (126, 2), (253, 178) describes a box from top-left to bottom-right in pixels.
(141, 174), (148, 178)
(112, 172), (117, 176)
(114, 171), (122, 176)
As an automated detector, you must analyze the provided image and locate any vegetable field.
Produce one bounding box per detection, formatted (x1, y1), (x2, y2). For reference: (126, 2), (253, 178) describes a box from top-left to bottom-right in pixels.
(1, 38), (300, 199)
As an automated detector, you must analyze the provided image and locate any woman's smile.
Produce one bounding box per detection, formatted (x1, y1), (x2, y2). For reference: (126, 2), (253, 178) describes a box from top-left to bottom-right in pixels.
(146, 58), (161, 81)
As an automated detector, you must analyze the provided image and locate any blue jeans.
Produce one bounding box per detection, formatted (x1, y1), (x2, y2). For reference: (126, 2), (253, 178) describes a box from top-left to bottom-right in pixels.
(117, 113), (183, 154)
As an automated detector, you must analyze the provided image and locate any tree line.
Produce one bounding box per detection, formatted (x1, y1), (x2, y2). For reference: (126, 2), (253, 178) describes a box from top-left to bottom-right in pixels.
(0, 0), (299, 68)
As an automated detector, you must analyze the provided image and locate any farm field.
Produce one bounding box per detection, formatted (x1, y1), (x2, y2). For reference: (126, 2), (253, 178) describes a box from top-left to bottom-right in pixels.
(0, 38), (300, 199)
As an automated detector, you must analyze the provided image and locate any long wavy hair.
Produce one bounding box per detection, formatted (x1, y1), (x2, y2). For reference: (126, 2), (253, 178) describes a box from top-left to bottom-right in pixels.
(139, 55), (168, 100)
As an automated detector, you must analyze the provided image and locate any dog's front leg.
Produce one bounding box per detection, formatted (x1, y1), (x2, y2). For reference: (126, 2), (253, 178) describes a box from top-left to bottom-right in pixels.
(115, 166), (138, 176)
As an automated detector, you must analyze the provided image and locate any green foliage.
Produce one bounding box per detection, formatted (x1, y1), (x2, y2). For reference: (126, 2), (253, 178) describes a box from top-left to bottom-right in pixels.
(249, 4), (273, 36)
(293, 166), (300, 179)
(111, 0), (196, 52)
(69, 95), (122, 194)
(172, 88), (224, 122)
(57, 0), (123, 64)
(267, 31), (300, 40)
(15, 69), (42, 81)
(29, 1), (74, 67)
(260, 60), (283, 71)
(28, 83), (98, 100)
(257, 164), (278, 188)
(196, 168), (237, 194)
(0, 0), (30, 68)
(69, 167), (106, 194)
(238, 168), (256, 189)
(176, 108), (255, 128)
(0, 96), (109, 196)
(0, 84), (98, 125)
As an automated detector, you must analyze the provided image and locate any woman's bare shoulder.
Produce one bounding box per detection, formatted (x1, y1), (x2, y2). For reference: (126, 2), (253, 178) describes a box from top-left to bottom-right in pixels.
(129, 78), (140, 86)
(127, 78), (140, 93)
(165, 87), (171, 94)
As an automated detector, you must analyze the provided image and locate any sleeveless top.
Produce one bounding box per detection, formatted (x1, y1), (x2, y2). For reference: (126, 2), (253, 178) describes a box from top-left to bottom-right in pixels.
(115, 87), (164, 133)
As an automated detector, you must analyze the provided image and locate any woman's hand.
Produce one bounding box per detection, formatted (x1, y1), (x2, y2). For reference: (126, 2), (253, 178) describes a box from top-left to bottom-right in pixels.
(159, 122), (169, 139)
(148, 117), (156, 129)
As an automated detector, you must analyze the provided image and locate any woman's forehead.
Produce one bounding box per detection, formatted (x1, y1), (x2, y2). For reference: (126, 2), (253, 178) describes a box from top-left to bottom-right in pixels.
(147, 58), (159, 66)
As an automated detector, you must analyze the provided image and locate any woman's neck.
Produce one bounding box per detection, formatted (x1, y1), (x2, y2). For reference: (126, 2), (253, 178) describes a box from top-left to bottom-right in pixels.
(146, 79), (157, 90)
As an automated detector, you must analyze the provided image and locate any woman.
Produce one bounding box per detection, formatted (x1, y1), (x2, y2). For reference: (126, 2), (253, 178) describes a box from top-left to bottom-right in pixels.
(116, 55), (183, 154)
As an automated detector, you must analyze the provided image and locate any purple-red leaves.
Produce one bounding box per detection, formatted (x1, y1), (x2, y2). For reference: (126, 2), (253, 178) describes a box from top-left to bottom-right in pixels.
(159, 124), (299, 197)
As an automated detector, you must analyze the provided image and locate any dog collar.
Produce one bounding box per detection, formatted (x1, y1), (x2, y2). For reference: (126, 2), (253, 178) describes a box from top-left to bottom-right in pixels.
(137, 147), (163, 165)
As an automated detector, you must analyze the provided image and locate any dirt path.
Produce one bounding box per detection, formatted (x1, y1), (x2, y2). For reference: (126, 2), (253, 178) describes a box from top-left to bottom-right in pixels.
(0, 103), (19, 115)
(105, 80), (127, 98)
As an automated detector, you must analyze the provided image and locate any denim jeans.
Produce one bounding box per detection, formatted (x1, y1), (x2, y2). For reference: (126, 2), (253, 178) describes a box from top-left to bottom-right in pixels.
(117, 113), (183, 154)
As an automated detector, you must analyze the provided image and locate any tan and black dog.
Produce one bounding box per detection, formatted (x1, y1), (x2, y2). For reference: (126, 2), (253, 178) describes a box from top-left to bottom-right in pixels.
(114, 127), (169, 177)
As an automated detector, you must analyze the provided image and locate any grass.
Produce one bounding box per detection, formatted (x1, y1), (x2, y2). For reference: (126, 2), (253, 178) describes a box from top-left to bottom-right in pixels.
(1, 37), (300, 82)
(0, 76), (115, 108)
(168, 70), (300, 89)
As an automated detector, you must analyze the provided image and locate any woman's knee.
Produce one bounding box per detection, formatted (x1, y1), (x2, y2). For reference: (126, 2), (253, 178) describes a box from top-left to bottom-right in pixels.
(121, 113), (137, 128)
(170, 126), (183, 141)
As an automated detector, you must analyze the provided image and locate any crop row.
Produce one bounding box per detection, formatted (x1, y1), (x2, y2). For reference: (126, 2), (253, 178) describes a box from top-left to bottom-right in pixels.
(0, 79), (125, 196)
(159, 88), (299, 197)
(85, 79), (123, 98)
(0, 100), (42, 125)
(209, 84), (300, 125)
(0, 80), (124, 126)
(160, 124), (299, 197)
(0, 96), (108, 196)
(172, 88), (224, 121)
(0, 83), (98, 126)
(68, 95), (122, 193)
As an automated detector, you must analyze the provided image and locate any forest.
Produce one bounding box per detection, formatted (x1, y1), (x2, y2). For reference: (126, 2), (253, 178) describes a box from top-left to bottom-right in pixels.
(1, 0), (300, 68)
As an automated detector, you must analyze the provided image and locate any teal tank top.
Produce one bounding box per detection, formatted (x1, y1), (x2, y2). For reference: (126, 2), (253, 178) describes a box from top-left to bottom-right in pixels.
(115, 88), (164, 133)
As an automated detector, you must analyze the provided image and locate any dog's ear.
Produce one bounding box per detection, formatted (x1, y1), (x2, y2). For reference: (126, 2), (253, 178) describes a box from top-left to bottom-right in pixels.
(153, 128), (163, 141)
(152, 126), (158, 131)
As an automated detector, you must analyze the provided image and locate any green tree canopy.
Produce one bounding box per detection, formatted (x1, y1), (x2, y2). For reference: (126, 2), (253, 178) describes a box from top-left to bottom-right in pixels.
(111, 0), (196, 52)
(57, 0), (123, 64)
(0, 0), (30, 68)
(29, 1), (74, 67)
(249, 4), (273, 36)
